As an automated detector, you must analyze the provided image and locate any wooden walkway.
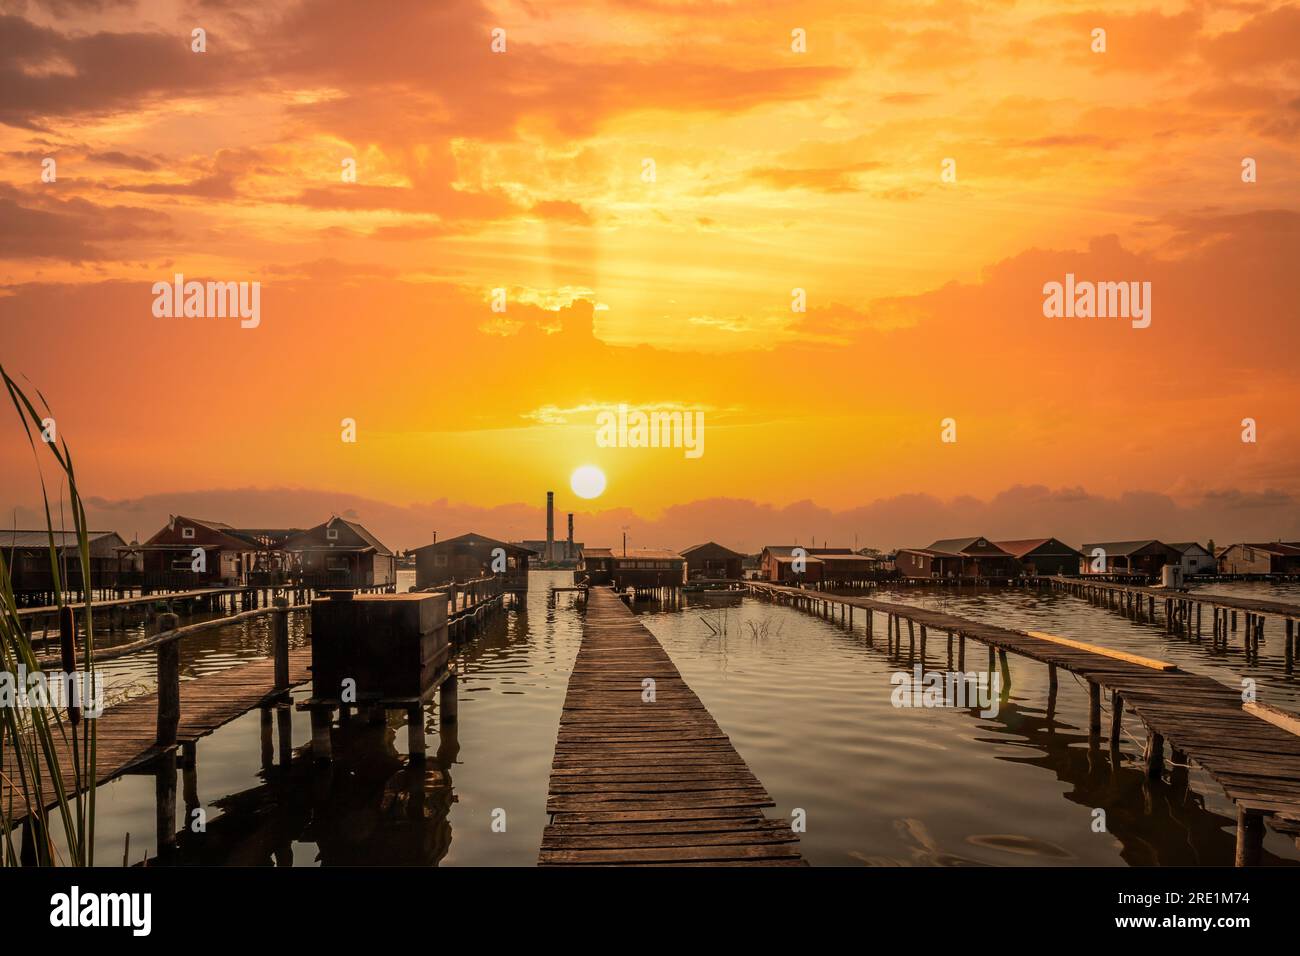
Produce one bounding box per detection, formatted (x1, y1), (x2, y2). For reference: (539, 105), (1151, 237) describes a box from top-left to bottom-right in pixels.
(1, 648), (311, 825)
(1046, 576), (1300, 670)
(749, 582), (1300, 863)
(539, 587), (802, 866)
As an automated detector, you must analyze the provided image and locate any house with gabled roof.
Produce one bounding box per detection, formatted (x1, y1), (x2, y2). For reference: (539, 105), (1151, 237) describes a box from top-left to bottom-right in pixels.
(283, 516), (395, 588)
(409, 532), (531, 589)
(1079, 540), (1181, 575)
(994, 538), (1082, 576)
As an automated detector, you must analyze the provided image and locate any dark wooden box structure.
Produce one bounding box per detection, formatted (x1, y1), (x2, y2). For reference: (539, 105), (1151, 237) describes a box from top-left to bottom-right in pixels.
(310, 592), (449, 703)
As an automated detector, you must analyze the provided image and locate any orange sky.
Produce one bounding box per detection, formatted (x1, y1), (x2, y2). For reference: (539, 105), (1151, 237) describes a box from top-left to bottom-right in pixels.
(2, 0), (1299, 551)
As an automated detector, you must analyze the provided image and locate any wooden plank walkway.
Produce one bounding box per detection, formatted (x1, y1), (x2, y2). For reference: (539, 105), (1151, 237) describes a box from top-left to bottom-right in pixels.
(1, 648), (311, 824)
(539, 587), (802, 866)
(1047, 575), (1300, 619)
(749, 582), (1300, 859)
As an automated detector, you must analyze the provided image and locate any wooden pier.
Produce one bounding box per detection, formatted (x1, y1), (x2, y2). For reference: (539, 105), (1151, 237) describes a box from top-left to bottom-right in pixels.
(1, 645), (311, 828)
(748, 582), (1300, 865)
(539, 587), (802, 866)
(1046, 576), (1300, 671)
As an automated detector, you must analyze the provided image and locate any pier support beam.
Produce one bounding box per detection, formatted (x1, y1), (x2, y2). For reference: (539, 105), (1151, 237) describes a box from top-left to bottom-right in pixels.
(1144, 730), (1165, 779)
(1088, 681), (1102, 739)
(1235, 807), (1264, 867)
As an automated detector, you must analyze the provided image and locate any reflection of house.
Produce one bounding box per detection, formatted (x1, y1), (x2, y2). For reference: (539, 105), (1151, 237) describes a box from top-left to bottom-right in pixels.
(3, 530), (126, 594)
(410, 533), (532, 589)
(994, 538), (1082, 576)
(1169, 542), (1216, 577)
(1079, 540), (1181, 576)
(681, 542), (744, 581)
(759, 546), (824, 584)
(283, 517), (394, 588)
(896, 538), (1018, 578)
(134, 516), (282, 587)
(1216, 542), (1300, 575)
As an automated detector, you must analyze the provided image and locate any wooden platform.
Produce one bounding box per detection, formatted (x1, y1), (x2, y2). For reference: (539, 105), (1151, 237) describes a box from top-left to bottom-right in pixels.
(539, 587), (802, 866)
(1, 648), (312, 824)
(750, 583), (1300, 854)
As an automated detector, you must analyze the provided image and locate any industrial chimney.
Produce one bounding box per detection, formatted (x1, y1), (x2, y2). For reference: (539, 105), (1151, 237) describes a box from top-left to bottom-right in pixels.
(567, 513), (574, 561)
(546, 491), (555, 563)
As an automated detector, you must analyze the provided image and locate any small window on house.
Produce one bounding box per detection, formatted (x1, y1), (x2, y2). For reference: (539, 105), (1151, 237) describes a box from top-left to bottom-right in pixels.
(326, 528), (339, 540)
(182, 527), (195, 539)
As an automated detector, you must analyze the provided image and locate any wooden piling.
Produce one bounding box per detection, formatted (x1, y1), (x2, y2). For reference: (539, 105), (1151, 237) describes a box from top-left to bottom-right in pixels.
(1235, 807), (1264, 866)
(1088, 681), (1101, 738)
(156, 612), (180, 748)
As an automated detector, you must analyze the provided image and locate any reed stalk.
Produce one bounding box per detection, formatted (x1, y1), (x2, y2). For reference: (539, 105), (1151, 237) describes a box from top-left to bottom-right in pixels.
(0, 366), (97, 866)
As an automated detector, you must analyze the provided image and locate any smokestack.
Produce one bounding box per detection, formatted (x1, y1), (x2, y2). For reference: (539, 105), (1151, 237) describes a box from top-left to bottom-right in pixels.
(546, 491), (555, 562)
(567, 513), (574, 560)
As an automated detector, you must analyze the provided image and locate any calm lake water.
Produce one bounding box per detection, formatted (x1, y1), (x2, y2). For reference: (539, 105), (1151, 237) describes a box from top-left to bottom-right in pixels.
(64, 574), (1300, 866)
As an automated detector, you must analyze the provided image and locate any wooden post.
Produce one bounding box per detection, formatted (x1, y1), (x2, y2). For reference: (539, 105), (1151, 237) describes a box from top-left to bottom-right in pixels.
(277, 703), (293, 767)
(273, 596), (289, 691)
(407, 705), (426, 760)
(997, 649), (1010, 692)
(1144, 730), (1164, 778)
(310, 708), (333, 761)
(1234, 807), (1264, 867)
(440, 670), (459, 724)
(156, 612), (180, 748)
(155, 753), (177, 854)
(1109, 691), (1123, 748)
(1088, 681), (1101, 738)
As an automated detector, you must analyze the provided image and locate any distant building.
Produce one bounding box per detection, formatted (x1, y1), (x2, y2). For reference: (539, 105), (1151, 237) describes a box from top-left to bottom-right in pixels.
(896, 538), (1018, 578)
(1169, 542), (1216, 577)
(135, 516), (286, 587)
(994, 538), (1082, 576)
(578, 547), (614, 585)
(581, 547), (686, 590)
(759, 546), (825, 584)
(808, 548), (881, 584)
(516, 539), (584, 564)
(1079, 540), (1181, 576)
(1216, 542), (1300, 575)
(2, 530), (125, 594)
(283, 517), (395, 588)
(410, 532), (532, 589)
(680, 542), (745, 581)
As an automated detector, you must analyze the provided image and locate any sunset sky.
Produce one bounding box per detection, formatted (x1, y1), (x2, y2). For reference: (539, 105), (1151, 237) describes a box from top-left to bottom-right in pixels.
(2, 0), (1299, 551)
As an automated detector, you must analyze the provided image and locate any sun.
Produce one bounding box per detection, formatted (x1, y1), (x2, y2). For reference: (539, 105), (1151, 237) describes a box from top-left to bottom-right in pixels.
(570, 465), (607, 500)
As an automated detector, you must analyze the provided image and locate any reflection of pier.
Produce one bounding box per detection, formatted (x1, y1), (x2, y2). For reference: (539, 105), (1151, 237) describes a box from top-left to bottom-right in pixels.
(154, 685), (462, 867)
(862, 629), (1286, 864)
(748, 582), (1300, 865)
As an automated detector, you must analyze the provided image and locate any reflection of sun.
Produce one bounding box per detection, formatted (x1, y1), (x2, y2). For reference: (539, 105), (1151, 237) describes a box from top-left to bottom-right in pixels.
(570, 465), (606, 499)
